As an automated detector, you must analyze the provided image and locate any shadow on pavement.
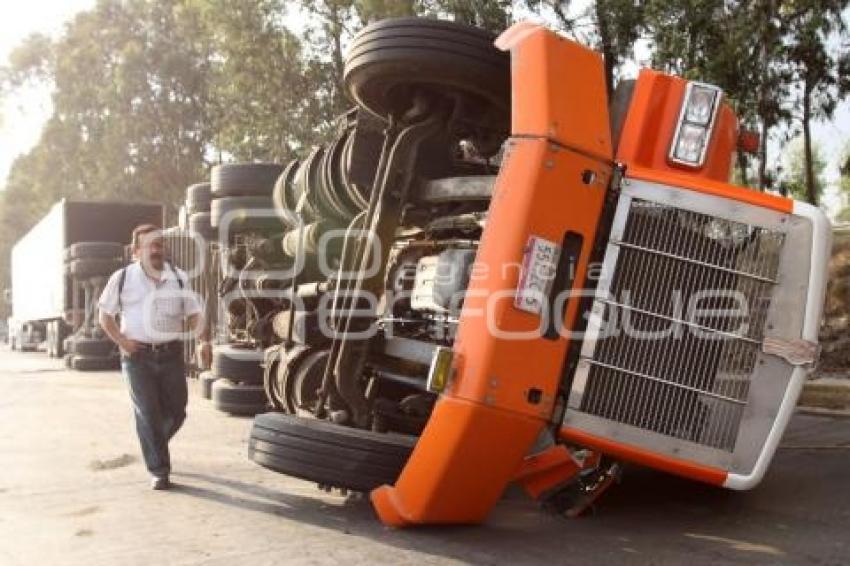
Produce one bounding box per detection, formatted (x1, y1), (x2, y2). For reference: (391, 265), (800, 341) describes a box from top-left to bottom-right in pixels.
(169, 415), (850, 564)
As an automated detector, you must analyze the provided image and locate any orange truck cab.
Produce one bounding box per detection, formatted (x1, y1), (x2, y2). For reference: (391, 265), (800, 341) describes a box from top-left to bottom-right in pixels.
(247, 19), (830, 529)
(371, 23), (829, 526)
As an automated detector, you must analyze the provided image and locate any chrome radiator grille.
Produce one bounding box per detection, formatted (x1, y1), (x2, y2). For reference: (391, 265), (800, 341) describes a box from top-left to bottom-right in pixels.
(574, 191), (785, 453)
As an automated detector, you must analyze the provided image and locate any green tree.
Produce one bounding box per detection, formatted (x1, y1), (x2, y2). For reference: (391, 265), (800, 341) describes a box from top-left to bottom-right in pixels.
(837, 143), (850, 221)
(45, 0), (211, 209)
(750, 1), (793, 190)
(522, 0), (643, 97)
(421, 0), (512, 31)
(0, 0), (214, 291)
(299, 0), (358, 120)
(779, 137), (827, 203)
(297, 0), (420, 127)
(202, 0), (324, 160)
(784, 0), (850, 204)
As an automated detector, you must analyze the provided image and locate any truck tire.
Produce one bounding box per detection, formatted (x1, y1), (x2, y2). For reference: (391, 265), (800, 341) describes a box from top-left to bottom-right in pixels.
(72, 338), (116, 358)
(248, 413), (417, 492)
(211, 345), (264, 385)
(210, 196), (281, 235)
(69, 258), (122, 279)
(343, 17), (509, 137)
(211, 379), (267, 415)
(188, 212), (215, 240)
(72, 355), (118, 371)
(186, 182), (212, 213)
(211, 163), (284, 197)
(200, 371), (219, 400)
(68, 242), (124, 261)
(272, 159), (300, 226)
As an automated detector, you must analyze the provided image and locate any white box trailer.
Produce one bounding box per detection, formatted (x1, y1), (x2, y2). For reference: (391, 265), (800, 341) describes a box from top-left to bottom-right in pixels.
(8, 199), (163, 352)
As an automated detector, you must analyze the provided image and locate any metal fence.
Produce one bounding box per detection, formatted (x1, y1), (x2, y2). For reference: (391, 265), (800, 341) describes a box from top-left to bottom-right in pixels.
(163, 227), (219, 376)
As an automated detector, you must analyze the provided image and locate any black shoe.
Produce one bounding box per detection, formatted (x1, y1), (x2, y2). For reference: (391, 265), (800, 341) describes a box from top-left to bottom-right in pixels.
(150, 476), (170, 490)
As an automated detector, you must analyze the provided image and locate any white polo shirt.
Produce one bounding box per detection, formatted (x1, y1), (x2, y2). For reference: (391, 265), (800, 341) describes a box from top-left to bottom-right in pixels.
(98, 262), (203, 344)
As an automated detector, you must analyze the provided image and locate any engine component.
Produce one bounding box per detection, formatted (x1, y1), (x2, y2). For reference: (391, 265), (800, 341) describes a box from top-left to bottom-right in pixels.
(411, 248), (476, 314)
(418, 175), (495, 204)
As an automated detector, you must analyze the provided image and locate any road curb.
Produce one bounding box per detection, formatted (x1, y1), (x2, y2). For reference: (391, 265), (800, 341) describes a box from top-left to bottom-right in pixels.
(799, 377), (850, 411)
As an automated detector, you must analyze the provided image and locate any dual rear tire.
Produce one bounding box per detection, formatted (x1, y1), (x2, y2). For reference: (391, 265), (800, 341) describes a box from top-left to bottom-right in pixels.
(210, 164), (286, 238)
(249, 413), (416, 492)
(212, 379), (266, 415)
(64, 337), (119, 371)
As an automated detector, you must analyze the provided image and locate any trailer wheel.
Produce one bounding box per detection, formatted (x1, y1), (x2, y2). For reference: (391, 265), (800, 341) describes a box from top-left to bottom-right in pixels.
(69, 258), (123, 279)
(211, 379), (267, 415)
(248, 413), (417, 492)
(67, 242), (124, 261)
(211, 344), (264, 385)
(211, 163), (284, 198)
(344, 17), (509, 140)
(186, 182), (212, 214)
(72, 338), (116, 358)
(210, 196), (282, 235)
(72, 355), (118, 371)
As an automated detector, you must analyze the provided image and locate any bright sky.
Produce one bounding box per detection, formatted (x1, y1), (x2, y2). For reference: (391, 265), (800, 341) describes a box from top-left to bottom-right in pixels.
(1, 1), (848, 215)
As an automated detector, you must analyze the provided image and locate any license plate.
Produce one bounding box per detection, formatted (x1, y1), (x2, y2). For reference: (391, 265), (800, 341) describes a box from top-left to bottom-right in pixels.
(514, 235), (561, 315)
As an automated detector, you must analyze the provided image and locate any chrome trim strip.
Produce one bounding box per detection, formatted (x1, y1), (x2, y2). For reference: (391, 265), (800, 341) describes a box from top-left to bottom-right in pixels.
(583, 359), (747, 406)
(609, 239), (778, 284)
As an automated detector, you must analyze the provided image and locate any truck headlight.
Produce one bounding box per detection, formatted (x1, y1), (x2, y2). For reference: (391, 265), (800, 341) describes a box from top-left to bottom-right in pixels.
(673, 124), (708, 163)
(669, 82), (722, 167)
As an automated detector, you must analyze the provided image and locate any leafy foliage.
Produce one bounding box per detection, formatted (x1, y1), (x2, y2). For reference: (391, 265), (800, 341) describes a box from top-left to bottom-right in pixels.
(779, 137), (827, 201)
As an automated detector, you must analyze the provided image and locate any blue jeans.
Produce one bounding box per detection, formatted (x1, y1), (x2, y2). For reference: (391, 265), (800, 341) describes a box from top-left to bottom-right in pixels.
(121, 347), (187, 478)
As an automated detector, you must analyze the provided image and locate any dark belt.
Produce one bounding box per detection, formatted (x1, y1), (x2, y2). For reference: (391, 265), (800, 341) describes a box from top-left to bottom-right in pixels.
(135, 341), (182, 353)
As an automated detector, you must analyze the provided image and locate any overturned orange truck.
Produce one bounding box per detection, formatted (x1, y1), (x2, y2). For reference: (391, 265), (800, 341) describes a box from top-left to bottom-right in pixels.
(247, 18), (831, 527)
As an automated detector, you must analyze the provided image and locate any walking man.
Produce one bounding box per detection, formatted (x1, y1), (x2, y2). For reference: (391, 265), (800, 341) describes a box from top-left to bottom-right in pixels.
(99, 224), (211, 490)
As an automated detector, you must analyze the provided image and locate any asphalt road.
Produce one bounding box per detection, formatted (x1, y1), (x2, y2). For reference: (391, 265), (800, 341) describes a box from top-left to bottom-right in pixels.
(1, 347), (848, 565)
